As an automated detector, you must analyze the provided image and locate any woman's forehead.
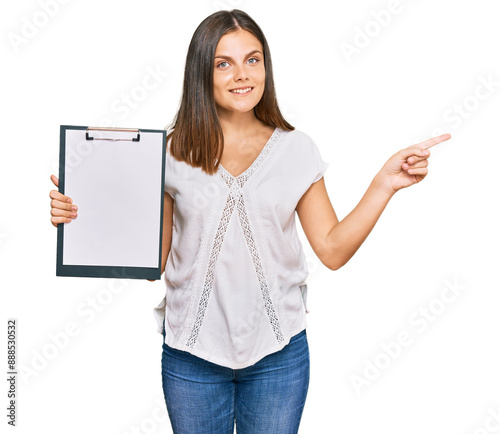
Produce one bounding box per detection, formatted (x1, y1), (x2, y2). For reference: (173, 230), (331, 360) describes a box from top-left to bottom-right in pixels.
(215, 29), (262, 55)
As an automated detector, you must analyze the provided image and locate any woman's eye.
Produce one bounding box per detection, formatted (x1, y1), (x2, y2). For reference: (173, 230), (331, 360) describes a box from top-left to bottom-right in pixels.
(216, 58), (260, 68)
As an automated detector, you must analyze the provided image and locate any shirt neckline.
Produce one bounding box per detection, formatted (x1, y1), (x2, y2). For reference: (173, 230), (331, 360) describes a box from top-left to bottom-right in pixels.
(217, 127), (280, 181)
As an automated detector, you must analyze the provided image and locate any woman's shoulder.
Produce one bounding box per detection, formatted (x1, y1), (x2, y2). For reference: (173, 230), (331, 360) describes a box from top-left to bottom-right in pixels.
(281, 127), (315, 143)
(279, 128), (327, 168)
(280, 128), (319, 152)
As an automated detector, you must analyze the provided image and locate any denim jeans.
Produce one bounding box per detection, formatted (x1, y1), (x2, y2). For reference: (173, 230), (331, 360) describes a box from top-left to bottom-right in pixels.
(161, 323), (310, 433)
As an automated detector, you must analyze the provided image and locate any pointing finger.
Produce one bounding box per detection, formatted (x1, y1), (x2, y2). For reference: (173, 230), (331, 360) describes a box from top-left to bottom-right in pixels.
(416, 133), (452, 150)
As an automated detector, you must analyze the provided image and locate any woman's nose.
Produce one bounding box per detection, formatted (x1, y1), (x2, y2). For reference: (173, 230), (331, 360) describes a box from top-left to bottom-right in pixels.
(233, 64), (249, 81)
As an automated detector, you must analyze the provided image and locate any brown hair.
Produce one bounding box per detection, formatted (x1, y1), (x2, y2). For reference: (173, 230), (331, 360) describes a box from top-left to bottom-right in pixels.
(166, 9), (294, 176)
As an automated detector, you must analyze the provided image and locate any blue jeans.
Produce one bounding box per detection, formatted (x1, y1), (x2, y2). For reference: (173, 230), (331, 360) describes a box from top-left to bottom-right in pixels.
(161, 324), (310, 433)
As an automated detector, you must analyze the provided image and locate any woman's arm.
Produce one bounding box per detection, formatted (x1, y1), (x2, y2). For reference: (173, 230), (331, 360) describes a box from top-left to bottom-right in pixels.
(149, 192), (174, 281)
(296, 175), (392, 270)
(296, 134), (451, 271)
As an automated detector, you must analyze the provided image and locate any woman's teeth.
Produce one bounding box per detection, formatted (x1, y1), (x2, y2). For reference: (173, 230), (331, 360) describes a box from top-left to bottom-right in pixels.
(230, 87), (252, 94)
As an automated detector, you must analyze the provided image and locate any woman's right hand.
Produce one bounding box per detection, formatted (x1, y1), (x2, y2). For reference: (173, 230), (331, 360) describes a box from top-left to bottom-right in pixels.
(49, 175), (78, 227)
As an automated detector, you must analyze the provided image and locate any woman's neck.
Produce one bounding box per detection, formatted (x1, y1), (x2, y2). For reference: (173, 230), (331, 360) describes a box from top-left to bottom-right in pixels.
(218, 109), (265, 140)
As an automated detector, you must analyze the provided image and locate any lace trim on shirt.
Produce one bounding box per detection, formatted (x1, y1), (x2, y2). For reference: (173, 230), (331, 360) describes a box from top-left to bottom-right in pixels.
(186, 129), (284, 348)
(185, 193), (237, 348)
(236, 193), (284, 343)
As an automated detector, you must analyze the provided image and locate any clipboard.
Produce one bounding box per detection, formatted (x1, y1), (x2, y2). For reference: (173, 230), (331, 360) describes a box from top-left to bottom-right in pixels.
(56, 125), (166, 280)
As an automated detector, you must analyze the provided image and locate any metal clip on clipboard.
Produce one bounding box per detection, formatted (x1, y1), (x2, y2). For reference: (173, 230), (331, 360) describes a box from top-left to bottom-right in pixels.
(85, 127), (141, 142)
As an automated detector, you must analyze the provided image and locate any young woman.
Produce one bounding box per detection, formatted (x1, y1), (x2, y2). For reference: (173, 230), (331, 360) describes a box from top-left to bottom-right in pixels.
(49, 9), (450, 434)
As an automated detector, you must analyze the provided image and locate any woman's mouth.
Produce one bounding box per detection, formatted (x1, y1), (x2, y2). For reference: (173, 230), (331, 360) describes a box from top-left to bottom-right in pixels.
(229, 87), (253, 95)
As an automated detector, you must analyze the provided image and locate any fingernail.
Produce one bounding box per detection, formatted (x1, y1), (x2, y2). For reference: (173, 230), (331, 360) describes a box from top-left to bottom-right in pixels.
(71, 206), (77, 211)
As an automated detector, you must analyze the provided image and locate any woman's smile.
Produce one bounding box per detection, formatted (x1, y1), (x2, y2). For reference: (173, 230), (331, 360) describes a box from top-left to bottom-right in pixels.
(229, 86), (254, 95)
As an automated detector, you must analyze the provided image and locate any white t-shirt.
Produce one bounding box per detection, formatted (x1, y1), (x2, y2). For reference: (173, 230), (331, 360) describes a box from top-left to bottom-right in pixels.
(153, 127), (329, 369)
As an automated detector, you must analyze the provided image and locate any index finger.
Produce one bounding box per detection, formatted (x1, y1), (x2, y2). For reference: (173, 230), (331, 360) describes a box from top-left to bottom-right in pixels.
(416, 133), (452, 150)
(49, 189), (73, 204)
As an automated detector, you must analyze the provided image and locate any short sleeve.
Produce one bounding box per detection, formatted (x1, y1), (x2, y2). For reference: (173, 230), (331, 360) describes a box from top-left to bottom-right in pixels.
(311, 156), (329, 183)
(309, 136), (329, 184)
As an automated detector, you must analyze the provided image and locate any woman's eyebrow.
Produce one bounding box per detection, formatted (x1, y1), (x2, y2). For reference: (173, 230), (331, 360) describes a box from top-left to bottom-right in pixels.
(214, 50), (262, 61)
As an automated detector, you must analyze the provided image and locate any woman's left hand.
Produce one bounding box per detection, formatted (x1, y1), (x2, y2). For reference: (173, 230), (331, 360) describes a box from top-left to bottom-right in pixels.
(376, 133), (452, 195)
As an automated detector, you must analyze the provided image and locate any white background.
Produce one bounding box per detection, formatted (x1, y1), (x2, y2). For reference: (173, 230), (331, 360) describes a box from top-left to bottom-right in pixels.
(1, 0), (499, 433)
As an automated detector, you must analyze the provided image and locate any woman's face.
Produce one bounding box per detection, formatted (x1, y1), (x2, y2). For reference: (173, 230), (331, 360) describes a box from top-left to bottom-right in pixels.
(213, 29), (266, 118)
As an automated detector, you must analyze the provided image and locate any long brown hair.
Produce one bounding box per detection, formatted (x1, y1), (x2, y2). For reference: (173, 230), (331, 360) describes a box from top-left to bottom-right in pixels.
(166, 9), (294, 176)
